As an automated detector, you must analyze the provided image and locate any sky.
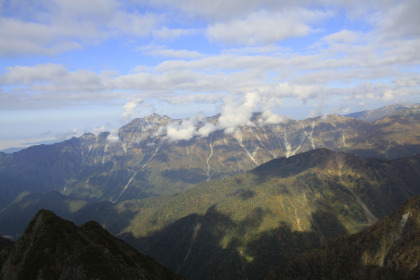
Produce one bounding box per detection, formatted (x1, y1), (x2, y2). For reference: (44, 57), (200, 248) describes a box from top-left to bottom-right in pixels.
(0, 0), (419, 150)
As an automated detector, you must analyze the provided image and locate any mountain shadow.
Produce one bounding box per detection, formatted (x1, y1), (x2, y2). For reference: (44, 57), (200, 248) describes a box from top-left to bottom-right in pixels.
(121, 204), (349, 280)
(267, 196), (420, 280)
(72, 200), (138, 233)
(162, 168), (208, 184)
(0, 191), (87, 239)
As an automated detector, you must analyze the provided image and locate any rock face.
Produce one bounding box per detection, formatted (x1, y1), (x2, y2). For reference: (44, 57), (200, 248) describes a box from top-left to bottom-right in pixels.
(1, 106), (420, 208)
(0, 209), (186, 280)
(267, 196), (420, 280)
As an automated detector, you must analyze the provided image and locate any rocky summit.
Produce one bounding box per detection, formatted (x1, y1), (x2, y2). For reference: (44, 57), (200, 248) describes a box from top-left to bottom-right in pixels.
(0, 209), (185, 280)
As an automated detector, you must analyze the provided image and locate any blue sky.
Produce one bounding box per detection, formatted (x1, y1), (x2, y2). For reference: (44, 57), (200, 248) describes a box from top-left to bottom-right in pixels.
(0, 0), (419, 149)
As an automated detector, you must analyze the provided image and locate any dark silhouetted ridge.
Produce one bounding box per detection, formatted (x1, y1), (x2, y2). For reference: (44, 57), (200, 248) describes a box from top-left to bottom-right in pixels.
(0, 209), (186, 280)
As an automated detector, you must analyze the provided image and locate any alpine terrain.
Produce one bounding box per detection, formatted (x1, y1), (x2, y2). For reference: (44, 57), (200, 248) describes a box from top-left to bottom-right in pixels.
(0, 104), (419, 279)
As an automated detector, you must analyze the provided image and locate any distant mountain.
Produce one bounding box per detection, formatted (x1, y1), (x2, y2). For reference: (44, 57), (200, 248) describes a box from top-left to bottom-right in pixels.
(67, 148), (419, 280)
(1, 107), (420, 209)
(268, 195), (420, 280)
(0, 209), (185, 280)
(0, 147), (24, 154)
(346, 103), (420, 122)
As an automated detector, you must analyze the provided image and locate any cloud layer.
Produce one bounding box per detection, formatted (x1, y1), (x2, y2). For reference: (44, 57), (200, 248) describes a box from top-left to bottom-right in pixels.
(1, 0), (419, 149)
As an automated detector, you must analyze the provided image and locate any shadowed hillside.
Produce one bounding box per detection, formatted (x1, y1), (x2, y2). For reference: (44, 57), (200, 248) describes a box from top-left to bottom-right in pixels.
(1, 148), (419, 279)
(267, 196), (420, 280)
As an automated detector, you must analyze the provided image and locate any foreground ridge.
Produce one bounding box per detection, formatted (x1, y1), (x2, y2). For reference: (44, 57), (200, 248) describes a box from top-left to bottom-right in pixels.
(0, 209), (186, 280)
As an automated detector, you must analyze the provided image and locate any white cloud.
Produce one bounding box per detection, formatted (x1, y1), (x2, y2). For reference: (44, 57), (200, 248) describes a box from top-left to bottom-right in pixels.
(2, 64), (67, 84)
(165, 116), (200, 141)
(260, 111), (287, 125)
(0, 0), (160, 56)
(206, 9), (332, 45)
(93, 126), (106, 135)
(153, 26), (199, 40)
(218, 93), (258, 132)
(123, 98), (143, 119)
(1, 1), (419, 122)
(107, 129), (120, 142)
(57, 128), (80, 140)
(197, 122), (217, 137)
(1, 64), (110, 94)
(394, 76), (420, 88)
(322, 30), (361, 44)
(375, 0), (420, 40)
(146, 48), (203, 59)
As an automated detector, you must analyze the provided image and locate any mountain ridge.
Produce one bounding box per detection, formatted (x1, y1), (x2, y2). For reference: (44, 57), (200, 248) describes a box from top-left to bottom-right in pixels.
(268, 195), (420, 279)
(0, 209), (186, 280)
(346, 103), (420, 122)
(1, 105), (419, 209)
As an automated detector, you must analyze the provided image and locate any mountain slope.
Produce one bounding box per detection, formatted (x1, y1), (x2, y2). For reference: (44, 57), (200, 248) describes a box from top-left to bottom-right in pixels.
(346, 103), (420, 122)
(67, 149), (420, 280)
(1, 149), (419, 279)
(1, 108), (420, 209)
(0, 209), (185, 280)
(268, 195), (420, 280)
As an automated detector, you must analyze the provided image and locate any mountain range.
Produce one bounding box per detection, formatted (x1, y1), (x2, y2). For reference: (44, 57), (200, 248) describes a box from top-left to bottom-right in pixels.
(0, 103), (420, 279)
(1, 104), (419, 210)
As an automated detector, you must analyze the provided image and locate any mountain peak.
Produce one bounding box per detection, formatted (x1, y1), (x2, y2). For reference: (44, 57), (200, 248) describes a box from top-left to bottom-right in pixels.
(0, 209), (186, 280)
(143, 112), (172, 122)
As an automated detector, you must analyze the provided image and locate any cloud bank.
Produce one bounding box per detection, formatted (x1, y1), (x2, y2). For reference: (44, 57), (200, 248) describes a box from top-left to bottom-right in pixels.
(1, 0), (420, 149)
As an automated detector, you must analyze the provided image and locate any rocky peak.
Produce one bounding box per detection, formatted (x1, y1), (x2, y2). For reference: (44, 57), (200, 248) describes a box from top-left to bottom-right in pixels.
(0, 209), (186, 280)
